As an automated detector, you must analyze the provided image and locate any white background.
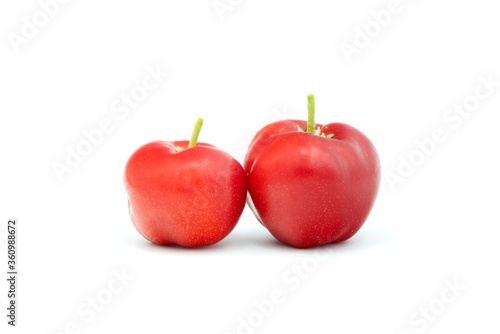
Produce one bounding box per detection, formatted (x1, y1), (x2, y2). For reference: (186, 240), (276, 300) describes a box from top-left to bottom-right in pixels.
(1, 0), (500, 333)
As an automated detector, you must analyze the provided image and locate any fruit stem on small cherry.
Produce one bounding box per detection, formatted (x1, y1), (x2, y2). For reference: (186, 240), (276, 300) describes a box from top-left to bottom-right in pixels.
(188, 117), (204, 148)
(307, 94), (315, 134)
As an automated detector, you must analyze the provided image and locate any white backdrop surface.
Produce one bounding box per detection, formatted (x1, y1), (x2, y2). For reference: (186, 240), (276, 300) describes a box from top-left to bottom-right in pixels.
(1, 1), (499, 333)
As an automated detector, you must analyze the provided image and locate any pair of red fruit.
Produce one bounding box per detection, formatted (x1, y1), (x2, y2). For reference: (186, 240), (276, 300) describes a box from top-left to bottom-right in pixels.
(124, 95), (380, 249)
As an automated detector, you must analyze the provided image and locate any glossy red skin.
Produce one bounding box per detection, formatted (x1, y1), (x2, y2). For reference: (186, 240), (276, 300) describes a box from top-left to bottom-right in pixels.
(244, 120), (380, 249)
(124, 140), (246, 247)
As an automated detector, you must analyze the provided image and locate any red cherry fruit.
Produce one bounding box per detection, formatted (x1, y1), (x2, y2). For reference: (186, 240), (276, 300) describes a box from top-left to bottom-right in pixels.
(124, 118), (247, 247)
(244, 95), (380, 248)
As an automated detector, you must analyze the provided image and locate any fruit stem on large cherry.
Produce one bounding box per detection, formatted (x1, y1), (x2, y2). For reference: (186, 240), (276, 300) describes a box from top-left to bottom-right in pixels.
(188, 117), (204, 148)
(307, 94), (315, 134)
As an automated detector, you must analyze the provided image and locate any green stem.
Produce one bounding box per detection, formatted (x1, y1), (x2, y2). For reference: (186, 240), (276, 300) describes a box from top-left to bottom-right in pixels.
(307, 94), (315, 134)
(188, 117), (204, 148)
